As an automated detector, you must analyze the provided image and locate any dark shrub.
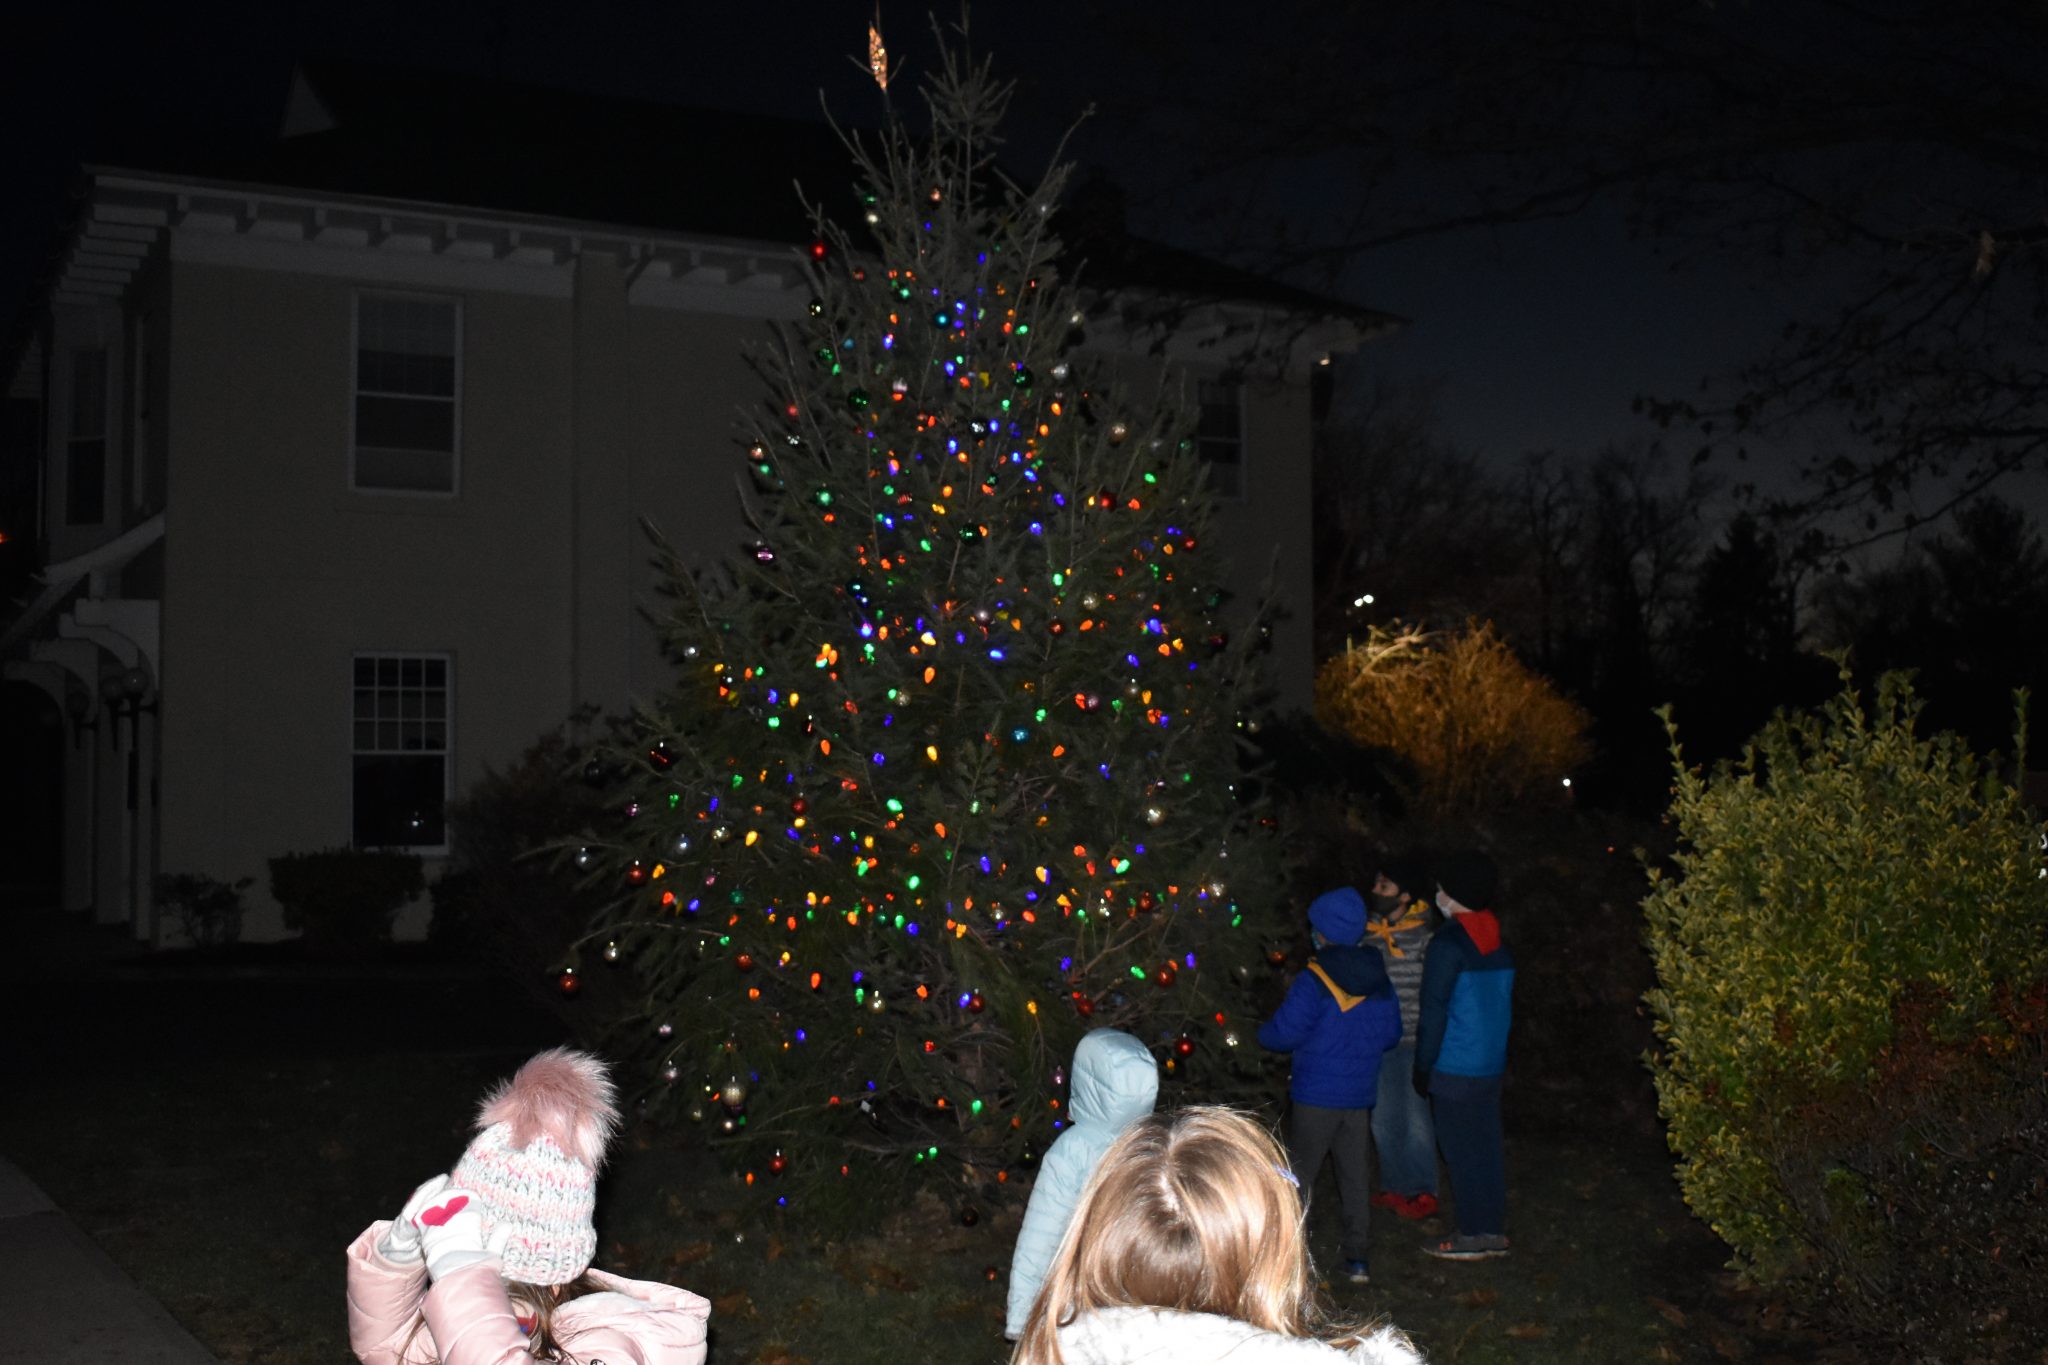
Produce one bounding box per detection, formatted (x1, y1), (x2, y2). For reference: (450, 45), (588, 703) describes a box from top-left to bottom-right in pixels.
(430, 721), (615, 1032)
(155, 872), (252, 948)
(269, 848), (424, 955)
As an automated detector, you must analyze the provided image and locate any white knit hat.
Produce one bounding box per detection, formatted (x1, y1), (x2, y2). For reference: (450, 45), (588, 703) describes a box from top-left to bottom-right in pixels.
(451, 1048), (619, 1286)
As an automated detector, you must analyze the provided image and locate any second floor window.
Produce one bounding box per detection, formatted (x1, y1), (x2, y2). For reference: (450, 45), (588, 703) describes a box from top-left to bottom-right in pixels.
(65, 348), (107, 525)
(1197, 381), (1243, 500)
(353, 292), (459, 494)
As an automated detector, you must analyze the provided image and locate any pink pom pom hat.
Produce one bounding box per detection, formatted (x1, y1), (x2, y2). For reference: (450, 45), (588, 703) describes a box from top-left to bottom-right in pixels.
(451, 1048), (619, 1285)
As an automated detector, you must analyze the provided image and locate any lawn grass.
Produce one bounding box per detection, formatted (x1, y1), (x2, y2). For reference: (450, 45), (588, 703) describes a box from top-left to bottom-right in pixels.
(0, 817), (1848, 1363)
(0, 1034), (1834, 1364)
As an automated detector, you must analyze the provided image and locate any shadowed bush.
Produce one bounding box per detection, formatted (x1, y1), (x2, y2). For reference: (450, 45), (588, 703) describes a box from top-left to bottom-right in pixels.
(1313, 620), (1589, 820)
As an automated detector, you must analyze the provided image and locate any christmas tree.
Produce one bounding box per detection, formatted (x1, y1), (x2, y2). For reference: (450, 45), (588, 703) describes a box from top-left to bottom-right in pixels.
(576, 32), (1285, 1217)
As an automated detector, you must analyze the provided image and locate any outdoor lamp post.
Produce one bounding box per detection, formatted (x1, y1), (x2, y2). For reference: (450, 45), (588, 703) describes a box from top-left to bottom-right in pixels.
(100, 665), (157, 751)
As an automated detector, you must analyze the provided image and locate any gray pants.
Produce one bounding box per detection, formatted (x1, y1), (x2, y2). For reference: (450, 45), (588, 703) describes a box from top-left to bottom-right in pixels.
(1288, 1102), (1375, 1262)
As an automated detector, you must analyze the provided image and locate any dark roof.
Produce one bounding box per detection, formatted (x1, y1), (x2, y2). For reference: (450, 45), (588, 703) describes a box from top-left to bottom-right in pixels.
(121, 59), (1392, 326)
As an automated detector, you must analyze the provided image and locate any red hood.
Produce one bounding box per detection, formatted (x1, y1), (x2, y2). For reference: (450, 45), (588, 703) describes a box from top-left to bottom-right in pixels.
(1459, 911), (1501, 955)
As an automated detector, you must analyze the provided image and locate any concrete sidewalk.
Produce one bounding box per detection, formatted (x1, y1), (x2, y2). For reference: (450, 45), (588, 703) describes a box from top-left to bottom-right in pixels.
(0, 1154), (220, 1364)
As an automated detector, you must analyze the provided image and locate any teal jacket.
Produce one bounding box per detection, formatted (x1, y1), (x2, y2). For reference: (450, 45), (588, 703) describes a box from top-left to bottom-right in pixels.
(1004, 1029), (1159, 1338)
(1415, 911), (1514, 1080)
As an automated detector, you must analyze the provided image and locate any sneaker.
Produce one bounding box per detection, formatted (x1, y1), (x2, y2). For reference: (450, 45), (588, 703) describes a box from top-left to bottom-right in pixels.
(1396, 1193), (1440, 1220)
(1342, 1259), (1372, 1284)
(1422, 1233), (1509, 1261)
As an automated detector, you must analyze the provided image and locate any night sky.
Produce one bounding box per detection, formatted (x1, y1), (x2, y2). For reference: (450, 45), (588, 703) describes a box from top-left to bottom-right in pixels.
(5, 1), (2041, 536)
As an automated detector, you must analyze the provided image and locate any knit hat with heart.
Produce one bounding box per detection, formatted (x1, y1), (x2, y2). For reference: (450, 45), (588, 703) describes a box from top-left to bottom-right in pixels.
(450, 1048), (619, 1286)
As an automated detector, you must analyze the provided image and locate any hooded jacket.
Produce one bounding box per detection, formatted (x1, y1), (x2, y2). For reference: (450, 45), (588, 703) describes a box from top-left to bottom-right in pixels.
(1005, 1029), (1161, 1338)
(1051, 1306), (1424, 1365)
(1257, 943), (1401, 1109)
(346, 1223), (711, 1365)
(1415, 910), (1514, 1081)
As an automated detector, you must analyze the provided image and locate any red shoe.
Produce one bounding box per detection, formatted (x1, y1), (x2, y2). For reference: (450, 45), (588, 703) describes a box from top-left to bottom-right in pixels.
(1392, 1193), (1439, 1220)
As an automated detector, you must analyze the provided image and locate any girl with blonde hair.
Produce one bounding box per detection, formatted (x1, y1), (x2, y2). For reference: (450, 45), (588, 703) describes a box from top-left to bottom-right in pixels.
(1011, 1106), (1424, 1364)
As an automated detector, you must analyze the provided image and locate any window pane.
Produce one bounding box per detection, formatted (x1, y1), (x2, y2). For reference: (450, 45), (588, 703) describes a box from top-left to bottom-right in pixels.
(70, 350), (107, 437)
(357, 348), (455, 398)
(352, 754), (446, 847)
(377, 658), (399, 687)
(353, 658), (375, 686)
(355, 394), (454, 453)
(424, 659), (446, 687)
(65, 438), (105, 525)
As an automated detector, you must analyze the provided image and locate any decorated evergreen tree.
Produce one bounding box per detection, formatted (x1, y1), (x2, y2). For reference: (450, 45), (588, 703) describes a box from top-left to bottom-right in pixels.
(574, 34), (1285, 1217)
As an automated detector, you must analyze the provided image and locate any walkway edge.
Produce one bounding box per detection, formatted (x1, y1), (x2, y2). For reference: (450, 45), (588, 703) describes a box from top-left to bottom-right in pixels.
(0, 1154), (222, 1364)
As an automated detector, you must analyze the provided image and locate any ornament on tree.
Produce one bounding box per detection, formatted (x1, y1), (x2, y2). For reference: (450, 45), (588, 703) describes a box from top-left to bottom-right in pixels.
(574, 847), (596, 871)
(624, 861), (648, 887)
(558, 969), (580, 997)
(603, 941), (621, 963)
(572, 34), (1284, 1205)
(769, 1149), (789, 1175)
(1174, 1036), (1195, 1057)
(960, 1206), (980, 1226)
(1155, 962), (1178, 988)
(720, 1078), (748, 1109)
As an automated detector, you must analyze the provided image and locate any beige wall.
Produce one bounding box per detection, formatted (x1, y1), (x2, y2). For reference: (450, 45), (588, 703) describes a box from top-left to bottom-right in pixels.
(160, 263), (584, 933)
(146, 250), (1320, 939)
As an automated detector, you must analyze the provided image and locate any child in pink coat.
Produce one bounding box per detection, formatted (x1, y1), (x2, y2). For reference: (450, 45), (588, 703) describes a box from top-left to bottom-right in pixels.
(345, 1048), (710, 1365)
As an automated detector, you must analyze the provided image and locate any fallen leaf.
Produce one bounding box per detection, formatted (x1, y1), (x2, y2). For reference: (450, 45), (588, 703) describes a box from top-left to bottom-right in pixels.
(713, 1291), (755, 1319)
(666, 1240), (715, 1267)
(1647, 1295), (1689, 1327)
(1505, 1322), (1550, 1340)
(1459, 1288), (1500, 1308)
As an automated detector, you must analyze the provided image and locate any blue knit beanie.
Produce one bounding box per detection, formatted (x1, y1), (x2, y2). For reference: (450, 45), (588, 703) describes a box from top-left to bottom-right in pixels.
(1307, 886), (1368, 945)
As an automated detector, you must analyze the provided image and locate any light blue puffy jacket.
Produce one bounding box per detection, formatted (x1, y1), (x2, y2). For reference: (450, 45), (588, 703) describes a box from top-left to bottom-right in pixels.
(1004, 1028), (1160, 1338)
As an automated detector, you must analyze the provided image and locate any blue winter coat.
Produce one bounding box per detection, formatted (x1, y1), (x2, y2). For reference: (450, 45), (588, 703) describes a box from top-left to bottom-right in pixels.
(1415, 911), (1514, 1080)
(1256, 944), (1401, 1109)
(1004, 1028), (1160, 1338)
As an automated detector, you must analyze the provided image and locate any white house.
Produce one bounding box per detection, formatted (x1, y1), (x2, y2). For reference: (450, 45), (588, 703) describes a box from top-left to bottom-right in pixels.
(0, 62), (1394, 943)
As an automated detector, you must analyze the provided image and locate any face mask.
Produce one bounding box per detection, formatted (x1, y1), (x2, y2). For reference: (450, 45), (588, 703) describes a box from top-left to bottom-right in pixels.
(1369, 888), (1404, 916)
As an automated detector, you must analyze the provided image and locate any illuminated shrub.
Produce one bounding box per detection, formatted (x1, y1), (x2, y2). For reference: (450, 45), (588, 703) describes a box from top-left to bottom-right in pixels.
(1644, 670), (2048, 1352)
(1312, 620), (1589, 819)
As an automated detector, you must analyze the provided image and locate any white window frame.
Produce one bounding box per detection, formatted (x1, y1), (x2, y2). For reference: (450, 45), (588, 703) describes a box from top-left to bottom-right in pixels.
(1196, 380), (1245, 502)
(349, 290), (462, 497)
(350, 651), (453, 853)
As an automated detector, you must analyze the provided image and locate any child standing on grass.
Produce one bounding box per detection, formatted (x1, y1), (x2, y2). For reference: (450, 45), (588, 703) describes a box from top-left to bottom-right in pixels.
(345, 1047), (711, 1364)
(1257, 887), (1402, 1285)
(1006, 1028), (1160, 1340)
(1009, 1106), (1425, 1364)
(1414, 852), (1514, 1261)
(1364, 856), (1440, 1221)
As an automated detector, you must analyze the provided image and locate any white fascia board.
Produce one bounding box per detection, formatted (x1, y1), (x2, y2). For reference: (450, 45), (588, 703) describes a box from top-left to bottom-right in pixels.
(88, 169), (809, 312)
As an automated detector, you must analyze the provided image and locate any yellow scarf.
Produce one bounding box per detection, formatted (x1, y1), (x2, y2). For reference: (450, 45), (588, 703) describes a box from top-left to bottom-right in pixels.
(1364, 902), (1431, 957)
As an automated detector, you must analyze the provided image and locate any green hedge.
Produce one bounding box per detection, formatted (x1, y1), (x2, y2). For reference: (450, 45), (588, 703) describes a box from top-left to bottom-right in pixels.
(1643, 669), (2048, 1351)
